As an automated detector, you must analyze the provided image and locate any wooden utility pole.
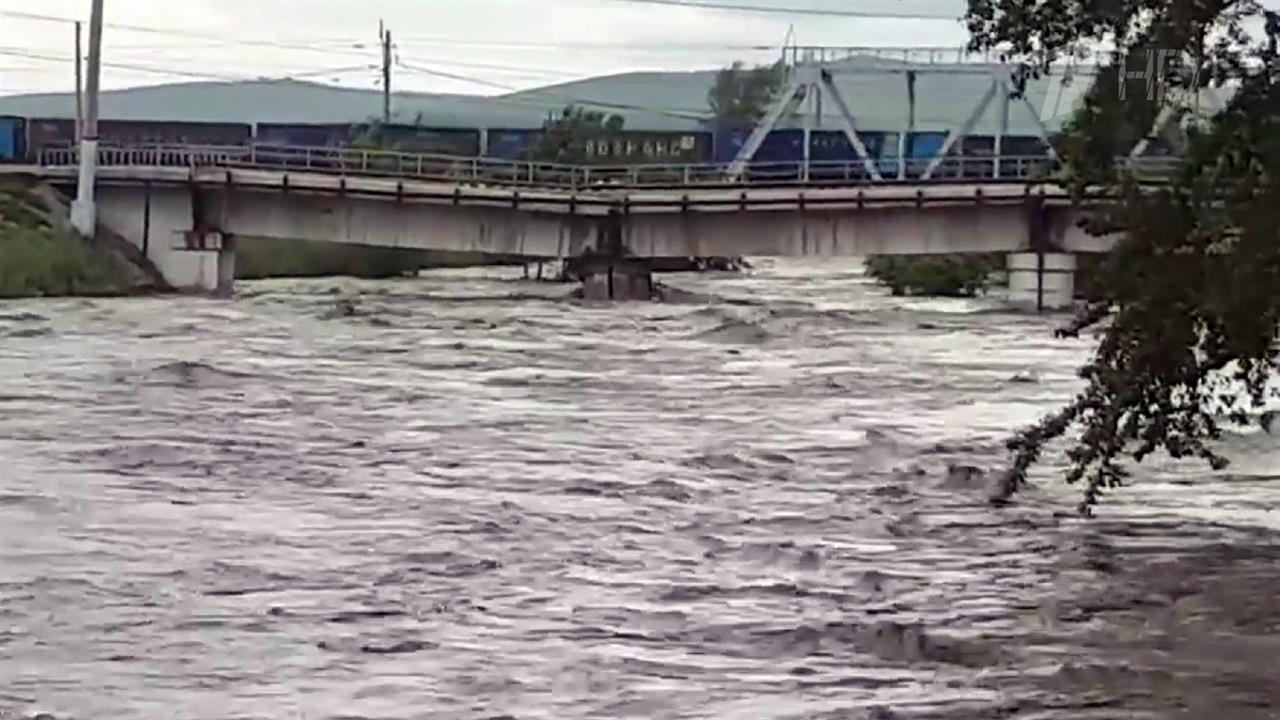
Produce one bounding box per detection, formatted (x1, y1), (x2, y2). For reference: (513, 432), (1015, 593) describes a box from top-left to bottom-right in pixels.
(74, 21), (83, 140)
(71, 0), (104, 238)
(380, 20), (392, 123)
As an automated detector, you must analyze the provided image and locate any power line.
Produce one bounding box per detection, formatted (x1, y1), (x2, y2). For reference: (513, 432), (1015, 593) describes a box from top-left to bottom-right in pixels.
(0, 10), (374, 59)
(0, 48), (252, 81)
(395, 54), (584, 80)
(607, 0), (963, 20)
(390, 37), (783, 51)
(395, 61), (712, 120)
(0, 48), (378, 85)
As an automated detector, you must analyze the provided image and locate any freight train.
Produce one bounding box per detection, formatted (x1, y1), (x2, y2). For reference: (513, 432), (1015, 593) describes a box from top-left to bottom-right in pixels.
(0, 114), (1051, 181)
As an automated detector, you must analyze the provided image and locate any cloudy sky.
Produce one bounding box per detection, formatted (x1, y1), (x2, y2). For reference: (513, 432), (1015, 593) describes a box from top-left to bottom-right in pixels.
(0, 0), (972, 96)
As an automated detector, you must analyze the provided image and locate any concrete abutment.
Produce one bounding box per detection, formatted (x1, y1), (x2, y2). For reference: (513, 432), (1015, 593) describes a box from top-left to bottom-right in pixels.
(95, 185), (235, 294)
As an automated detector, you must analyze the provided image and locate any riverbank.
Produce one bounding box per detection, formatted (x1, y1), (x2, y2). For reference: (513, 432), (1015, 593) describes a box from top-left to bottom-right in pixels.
(0, 187), (161, 299)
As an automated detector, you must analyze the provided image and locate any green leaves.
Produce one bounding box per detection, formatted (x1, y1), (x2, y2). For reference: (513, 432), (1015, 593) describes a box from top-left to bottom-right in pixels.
(707, 61), (785, 127)
(864, 254), (1005, 298)
(524, 105), (627, 164)
(0, 191), (131, 298)
(969, 0), (1280, 513)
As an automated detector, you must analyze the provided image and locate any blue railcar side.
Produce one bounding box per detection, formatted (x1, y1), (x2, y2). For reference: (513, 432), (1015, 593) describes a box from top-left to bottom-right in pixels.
(809, 130), (902, 179)
(375, 125), (481, 156)
(255, 123), (358, 147)
(0, 116), (25, 161)
(484, 128), (541, 159)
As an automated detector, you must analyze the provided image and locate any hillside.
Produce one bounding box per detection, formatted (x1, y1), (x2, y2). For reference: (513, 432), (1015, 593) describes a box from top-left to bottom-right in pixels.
(0, 58), (1094, 135)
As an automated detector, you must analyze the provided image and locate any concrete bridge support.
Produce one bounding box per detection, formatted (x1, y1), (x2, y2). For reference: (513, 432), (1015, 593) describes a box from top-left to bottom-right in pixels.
(95, 185), (234, 294)
(1007, 252), (1076, 311)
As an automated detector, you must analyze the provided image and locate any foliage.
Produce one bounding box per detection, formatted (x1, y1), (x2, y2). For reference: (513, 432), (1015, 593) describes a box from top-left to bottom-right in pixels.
(965, 0), (1280, 513)
(524, 105), (625, 164)
(349, 112), (429, 151)
(864, 254), (1005, 297)
(707, 61), (787, 127)
(0, 191), (133, 298)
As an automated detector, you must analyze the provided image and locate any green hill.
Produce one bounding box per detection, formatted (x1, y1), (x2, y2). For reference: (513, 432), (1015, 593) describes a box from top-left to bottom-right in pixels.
(0, 57), (1096, 135)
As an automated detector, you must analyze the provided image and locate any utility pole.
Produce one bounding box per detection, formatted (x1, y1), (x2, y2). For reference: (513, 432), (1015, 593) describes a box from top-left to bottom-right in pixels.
(74, 21), (83, 141)
(380, 20), (392, 124)
(71, 0), (104, 238)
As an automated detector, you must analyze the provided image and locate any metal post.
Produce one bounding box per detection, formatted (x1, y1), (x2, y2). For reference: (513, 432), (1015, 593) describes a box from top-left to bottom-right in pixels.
(71, 0), (104, 238)
(380, 21), (392, 124)
(74, 21), (83, 141)
(899, 70), (915, 180)
(801, 83), (813, 183)
(994, 78), (1009, 178)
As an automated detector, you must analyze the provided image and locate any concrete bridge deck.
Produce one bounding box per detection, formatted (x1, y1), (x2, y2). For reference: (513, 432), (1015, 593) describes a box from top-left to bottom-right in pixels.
(3, 142), (1167, 308)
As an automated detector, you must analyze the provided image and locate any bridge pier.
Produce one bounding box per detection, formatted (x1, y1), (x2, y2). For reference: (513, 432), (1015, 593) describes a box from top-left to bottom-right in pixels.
(1006, 252), (1075, 311)
(95, 185), (236, 295)
(567, 254), (655, 301)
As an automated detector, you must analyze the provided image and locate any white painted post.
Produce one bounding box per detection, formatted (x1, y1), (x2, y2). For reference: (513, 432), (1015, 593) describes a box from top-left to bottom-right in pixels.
(70, 0), (104, 238)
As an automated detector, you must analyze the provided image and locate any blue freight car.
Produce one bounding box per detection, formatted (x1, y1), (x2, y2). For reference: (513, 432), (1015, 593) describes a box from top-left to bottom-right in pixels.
(580, 130), (712, 165)
(715, 127), (901, 182)
(997, 135), (1052, 177)
(375, 125), (481, 156)
(901, 131), (950, 178)
(0, 116), (26, 162)
(712, 127), (805, 181)
(809, 129), (901, 180)
(256, 122), (480, 157)
(484, 128), (541, 160)
(255, 122), (357, 147)
(25, 117), (252, 152)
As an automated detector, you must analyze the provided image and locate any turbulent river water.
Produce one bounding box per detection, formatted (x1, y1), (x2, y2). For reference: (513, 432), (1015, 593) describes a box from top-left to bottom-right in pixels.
(1, 259), (1278, 720)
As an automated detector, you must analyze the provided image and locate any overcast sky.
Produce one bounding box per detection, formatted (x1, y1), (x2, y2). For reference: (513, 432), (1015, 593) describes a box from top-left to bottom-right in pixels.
(0, 0), (972, 96)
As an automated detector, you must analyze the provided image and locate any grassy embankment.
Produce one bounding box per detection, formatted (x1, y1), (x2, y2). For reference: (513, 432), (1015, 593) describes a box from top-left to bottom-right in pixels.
(0, 186), (146, 298)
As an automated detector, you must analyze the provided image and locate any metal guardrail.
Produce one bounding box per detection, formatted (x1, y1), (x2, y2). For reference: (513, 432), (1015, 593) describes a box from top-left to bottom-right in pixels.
(34, 142), (1179, 191)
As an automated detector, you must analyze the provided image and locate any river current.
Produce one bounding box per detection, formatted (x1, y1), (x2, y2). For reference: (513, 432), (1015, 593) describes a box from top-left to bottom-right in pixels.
(1, 259), (1277, 720)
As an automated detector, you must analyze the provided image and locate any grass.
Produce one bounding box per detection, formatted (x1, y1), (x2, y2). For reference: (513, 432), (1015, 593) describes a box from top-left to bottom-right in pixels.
(0, 190), (134, 298)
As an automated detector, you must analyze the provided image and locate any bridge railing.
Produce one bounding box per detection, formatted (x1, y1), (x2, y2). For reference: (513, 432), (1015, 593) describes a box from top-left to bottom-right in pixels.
(34, 142), (1180, 190)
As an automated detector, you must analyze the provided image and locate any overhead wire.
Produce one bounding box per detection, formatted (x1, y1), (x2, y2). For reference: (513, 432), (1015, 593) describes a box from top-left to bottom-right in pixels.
(605, 0), (963, 20)
(0, 48), (252, 82)
(0, 48), (382, 85)
(394, 61), (712, 120)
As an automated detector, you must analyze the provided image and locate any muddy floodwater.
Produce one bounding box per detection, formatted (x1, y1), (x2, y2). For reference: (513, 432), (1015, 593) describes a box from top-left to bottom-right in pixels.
(1, 259), (1278, 720)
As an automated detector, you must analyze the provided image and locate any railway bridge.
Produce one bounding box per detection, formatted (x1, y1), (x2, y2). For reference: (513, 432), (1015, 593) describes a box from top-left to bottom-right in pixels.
(4, 143), (1162, 309)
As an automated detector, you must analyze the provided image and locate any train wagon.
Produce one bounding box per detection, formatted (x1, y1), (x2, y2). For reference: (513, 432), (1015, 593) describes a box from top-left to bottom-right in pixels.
(996, 135), (1052, 178)
(0, 116), (26, 162)
(711, 127), (804, 182)
(809, 129), (901, 180)
(374, 124), (481, 157)
(251, 122), (362, 170)
(580, 130), (712, 165)
(902, 131), (950, 178)
(255, 122), (358, 148)
(256, 122), (480, 156)
(25, 117), (253, 152)
(483, 128), (541, 160)
(714, 128), (899, 183)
